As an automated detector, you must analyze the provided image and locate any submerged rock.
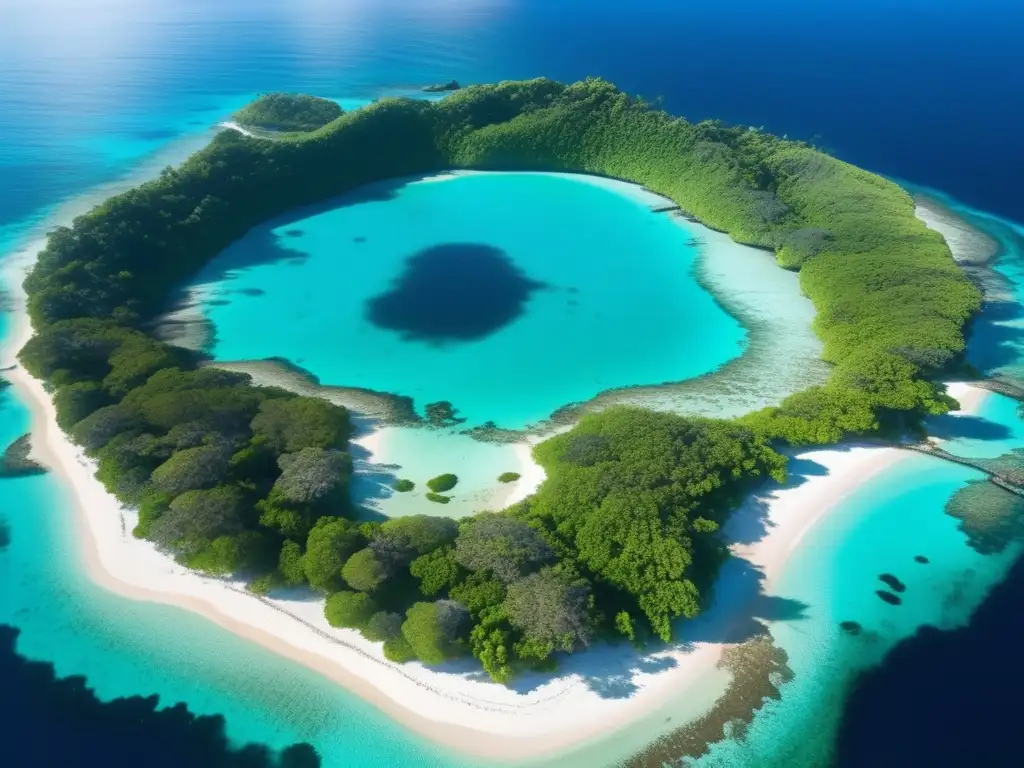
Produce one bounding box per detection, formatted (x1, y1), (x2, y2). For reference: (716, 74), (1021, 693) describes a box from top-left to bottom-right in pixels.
(878, 573), (907, 593)
(840, 621), (863, 636)
(0, 434), (47, 478)
(915, 555), (930, 564)
(876, 590), (902, 606)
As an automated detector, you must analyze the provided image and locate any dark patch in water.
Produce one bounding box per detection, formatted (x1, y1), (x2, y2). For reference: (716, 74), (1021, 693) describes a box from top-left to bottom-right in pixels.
(837, 547), (1024, 766)
(284, 229), (304, 238)
(878, 573), (906, 593)
(914, 554), (930, 564)
(0, 625), (319, 767)
(353, 236), (367, 244)
(237, 288), (266, 297)
(839, 621), (863, 636)
(0, 518), (9, 550)
(208, 299), (231, 307)
(365, 243), (545, 343)
(876, 590), (902, 605)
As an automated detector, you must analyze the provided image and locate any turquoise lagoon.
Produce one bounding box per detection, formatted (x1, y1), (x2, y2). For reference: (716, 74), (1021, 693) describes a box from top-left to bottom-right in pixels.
(192, 171), (746, 430)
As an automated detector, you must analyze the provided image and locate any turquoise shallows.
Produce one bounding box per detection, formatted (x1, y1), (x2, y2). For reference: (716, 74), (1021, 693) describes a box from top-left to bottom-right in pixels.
(690, 454), (1022, 767)
(193, 172), (747, 429)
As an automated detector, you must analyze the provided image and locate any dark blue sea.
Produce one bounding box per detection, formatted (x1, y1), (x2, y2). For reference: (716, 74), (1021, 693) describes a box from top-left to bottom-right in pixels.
(2, 1), (1023, 766)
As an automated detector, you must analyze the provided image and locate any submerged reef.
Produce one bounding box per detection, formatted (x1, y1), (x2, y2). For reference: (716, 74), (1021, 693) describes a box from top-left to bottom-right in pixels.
(0, 434), (47, 478)
(622, 634), (793, 766)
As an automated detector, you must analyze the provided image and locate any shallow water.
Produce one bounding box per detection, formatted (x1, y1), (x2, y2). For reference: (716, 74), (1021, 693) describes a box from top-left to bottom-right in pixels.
(194, 172), (745, 430)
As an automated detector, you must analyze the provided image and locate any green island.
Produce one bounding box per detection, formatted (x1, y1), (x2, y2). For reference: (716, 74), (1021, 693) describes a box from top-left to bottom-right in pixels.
(232, 93), (344, 133)
(19, 78), (978, 682)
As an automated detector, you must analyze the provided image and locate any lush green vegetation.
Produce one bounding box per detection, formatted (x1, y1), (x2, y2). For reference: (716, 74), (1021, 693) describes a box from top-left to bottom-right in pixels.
(425, 493), (451, 505)
(426, 473), (458, 493)
(394, 479), (415, 492)
(19, 77), (977, 683)
(497, 472), (520, 483)
(232, 94), (343, 133)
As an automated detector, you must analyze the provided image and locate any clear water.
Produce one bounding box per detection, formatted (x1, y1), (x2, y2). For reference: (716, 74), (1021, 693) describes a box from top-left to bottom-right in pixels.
(195, 172), (744, 430)
(1, 1), (1023, 767)
(690, 454), (1023, 767)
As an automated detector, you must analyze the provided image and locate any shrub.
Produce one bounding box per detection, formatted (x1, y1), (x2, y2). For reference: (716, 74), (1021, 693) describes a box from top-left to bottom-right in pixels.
(394, 478), (415, 492)
(426, 473), (458, 493)
(497, 472), (520, 483)
(324, 591), (376, 629)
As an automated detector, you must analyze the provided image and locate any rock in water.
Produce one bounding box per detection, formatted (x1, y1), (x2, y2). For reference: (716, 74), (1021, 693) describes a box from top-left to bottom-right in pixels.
(876, 590), (902, 606)
(878, 573), (907, 593)
(840, 621), (863, 635)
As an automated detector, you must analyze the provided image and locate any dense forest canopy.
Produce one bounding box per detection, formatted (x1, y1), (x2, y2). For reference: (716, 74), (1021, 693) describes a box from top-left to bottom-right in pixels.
(19, 78), (978, 681)
(232, 94), (344, 133)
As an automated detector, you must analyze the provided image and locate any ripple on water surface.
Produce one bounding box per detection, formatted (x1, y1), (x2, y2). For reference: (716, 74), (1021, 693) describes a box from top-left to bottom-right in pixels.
(192, 172), (747, 430)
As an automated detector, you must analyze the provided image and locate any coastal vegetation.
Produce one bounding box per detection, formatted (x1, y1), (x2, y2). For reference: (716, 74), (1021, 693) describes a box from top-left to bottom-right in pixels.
(17, 77), (977, 682)
(497, 472), (520, 483)
(426, 473), (458, 493)
(394, 479), (415, 492)
(232, 94), (343, 133)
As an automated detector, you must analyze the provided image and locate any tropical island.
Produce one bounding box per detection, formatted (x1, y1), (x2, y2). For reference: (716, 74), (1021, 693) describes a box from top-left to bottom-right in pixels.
(232, 93), (344, 133)
(7, 78), (985, 758)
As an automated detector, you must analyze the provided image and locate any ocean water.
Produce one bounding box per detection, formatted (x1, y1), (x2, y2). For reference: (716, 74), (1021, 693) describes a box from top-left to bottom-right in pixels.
(1, 0), (1024, 766)
(194, 172), (744, 430)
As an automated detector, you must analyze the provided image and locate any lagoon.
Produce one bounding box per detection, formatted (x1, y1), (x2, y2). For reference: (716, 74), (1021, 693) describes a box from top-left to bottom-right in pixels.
(190, 172), (746, 430)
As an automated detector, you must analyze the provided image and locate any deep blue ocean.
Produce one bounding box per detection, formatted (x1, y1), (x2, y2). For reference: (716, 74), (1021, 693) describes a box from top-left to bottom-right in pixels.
(2, 1), (1024, 766)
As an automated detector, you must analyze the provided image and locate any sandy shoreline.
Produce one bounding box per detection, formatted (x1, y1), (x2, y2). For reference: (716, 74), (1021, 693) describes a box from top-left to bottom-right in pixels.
(0, 187), (998, 762)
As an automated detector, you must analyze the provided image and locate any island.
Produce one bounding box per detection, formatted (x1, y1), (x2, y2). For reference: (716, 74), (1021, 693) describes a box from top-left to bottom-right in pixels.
(231, 93), (343, 133)
(8, 77), (983, 756)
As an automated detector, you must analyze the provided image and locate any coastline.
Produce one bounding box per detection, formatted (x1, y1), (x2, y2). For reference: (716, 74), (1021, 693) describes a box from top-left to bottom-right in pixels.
(0, 181), (999, 762)
(1, 250), (980, 760)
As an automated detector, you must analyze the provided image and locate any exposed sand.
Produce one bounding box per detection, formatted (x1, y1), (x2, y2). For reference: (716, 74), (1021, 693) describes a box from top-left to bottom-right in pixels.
(945, 381), (992, 416)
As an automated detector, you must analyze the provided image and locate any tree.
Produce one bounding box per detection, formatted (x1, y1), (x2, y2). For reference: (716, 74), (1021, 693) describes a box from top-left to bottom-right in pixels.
(53, 381), (111, 430)
(251, 397), (351, 454)
(409, 546), (462, 596)
(324, 591), (376, 629)
(454, 514), (552, 583)
(401, 601), (468, 665)
(148, 485), (247, 554)
(362, 611), (404, 642)
(504, 569), (591, 655)
(302, 517), (363, 592)
(370, 515), (458, 568)
(150, 441), (234, 496)
(273, 448), (351, 505)
(70, 404), (142, 453)
(278, 540), (306, 586)
(341, 548), (387, 592)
